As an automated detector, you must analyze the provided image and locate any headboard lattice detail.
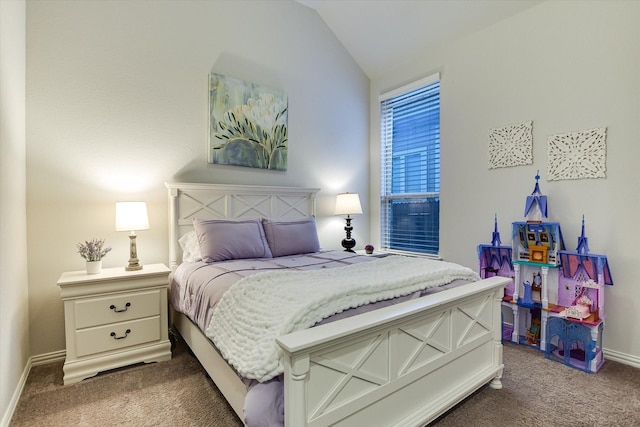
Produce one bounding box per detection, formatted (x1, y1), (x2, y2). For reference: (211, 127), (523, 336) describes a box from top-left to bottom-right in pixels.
(165, 182), (320, 270)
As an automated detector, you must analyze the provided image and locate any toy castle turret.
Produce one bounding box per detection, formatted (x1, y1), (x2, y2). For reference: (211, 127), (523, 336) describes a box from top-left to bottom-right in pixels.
(576, 215), (590, 255)
(491, 214), (502, 247)
(523, 171), (548, 223)
(513, 173), (564, 265)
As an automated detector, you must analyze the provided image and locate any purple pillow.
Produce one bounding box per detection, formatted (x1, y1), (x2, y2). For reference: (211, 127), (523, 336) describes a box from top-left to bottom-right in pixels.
(193, 218), (272, 262)
(262, 217), (320, 257)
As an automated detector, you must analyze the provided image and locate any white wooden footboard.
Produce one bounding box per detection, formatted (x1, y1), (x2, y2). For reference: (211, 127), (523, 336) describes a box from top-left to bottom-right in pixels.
(277, 276), (509, 427)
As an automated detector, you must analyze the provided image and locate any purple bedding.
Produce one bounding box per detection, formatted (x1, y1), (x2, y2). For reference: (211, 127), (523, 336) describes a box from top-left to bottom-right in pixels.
(170, 250), (471, 426)
(171, 250), (376, 331)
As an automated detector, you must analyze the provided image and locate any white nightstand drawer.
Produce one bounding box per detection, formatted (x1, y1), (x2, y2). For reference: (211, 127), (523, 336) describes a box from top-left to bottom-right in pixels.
(74, 290), (161, 329)
(75, 316), (161, 357)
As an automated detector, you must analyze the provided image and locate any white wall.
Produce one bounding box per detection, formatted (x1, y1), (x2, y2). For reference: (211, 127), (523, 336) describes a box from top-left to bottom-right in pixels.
(26, 0), (369, 356)
(0, 0), (30, 423)
(370, 1), (640, 362)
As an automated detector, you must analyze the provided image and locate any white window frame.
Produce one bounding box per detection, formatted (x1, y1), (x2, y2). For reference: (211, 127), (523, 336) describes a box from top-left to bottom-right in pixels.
(379, 73), (440, 258)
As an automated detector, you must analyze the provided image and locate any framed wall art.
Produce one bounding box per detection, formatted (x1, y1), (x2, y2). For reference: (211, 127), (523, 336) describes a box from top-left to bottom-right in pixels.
(209, 74), (288, 171)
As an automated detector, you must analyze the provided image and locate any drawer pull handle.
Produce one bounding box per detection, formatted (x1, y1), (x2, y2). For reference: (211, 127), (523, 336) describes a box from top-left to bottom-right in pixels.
(110, 329), (131, 340)
(109, 302), (131, 313)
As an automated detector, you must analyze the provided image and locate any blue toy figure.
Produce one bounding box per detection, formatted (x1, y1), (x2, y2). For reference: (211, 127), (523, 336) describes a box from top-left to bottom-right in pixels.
(523, 280), (533, 305)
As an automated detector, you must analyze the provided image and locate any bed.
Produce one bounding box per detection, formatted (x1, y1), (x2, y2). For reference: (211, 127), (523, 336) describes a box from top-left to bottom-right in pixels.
(166, 182), (510, 426)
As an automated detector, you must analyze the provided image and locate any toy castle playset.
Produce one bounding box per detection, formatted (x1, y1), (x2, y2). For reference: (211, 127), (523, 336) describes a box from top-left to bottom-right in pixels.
(478, 173), (613, 373)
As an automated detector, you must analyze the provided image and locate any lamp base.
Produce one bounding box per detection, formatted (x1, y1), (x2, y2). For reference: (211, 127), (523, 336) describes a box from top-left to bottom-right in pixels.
(341, 216), (357, 253)
(341, 238), (356, 253)
(125, 234), (143, 271)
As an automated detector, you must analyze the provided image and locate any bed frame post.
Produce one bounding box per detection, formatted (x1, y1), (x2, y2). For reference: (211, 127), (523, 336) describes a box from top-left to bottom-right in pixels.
(167, 186), (179, 272)
(283, 354), (310, 426)
(489, 287), (504, 389)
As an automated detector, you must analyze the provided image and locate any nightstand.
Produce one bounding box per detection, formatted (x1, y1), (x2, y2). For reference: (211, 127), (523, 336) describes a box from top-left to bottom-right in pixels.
(57, 263), (172, 384)
(355, 250), (389, 258)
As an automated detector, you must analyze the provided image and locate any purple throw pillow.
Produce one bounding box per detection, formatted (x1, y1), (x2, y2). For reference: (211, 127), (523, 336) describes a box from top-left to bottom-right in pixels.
(193, 218), (272, 262)
(262, 217), (320, 257)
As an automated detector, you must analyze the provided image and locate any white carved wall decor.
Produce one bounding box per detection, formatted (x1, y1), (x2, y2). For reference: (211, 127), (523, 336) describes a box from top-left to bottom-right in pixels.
(547, 127), (607, 181)
(488, 121), (533, 169)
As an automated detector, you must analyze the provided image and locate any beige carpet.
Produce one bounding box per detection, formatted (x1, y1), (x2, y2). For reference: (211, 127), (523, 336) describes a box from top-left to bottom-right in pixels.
(11, 338), (640, 426)
(11, 338), (242, 427)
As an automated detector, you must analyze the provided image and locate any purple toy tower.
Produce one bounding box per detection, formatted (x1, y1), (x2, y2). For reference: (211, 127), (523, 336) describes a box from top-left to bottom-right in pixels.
(477, 215), (514, 297)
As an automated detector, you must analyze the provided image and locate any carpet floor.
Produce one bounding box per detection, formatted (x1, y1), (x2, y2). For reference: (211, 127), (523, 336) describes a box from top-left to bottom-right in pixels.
(10, 338), (640, 426)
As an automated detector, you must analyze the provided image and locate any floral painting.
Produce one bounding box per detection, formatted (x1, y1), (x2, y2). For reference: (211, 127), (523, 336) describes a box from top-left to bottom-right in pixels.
(209, 74), (288, 170)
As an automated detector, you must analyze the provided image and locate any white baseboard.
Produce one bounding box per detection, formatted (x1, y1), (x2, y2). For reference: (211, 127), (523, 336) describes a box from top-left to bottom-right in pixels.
(31, 349), (65, 366)
(1, 358), (31, 427)
(1, 350), (65, 427)
(604, 347), (640, 369)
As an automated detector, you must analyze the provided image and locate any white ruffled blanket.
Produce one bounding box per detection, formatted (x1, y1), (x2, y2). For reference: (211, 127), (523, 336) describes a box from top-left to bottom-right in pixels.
(205, 255), (480, 382)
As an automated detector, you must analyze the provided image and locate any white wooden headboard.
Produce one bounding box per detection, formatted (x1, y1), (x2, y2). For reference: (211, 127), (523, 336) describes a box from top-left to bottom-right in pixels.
(165, 182), (320, 271)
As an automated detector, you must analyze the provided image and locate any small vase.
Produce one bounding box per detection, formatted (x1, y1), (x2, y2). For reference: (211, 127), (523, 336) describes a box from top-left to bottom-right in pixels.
(86, 260), (102, 274)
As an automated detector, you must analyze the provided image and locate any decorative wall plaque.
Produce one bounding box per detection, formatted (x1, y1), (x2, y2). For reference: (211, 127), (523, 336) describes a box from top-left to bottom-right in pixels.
(547, 127), (607, 181)
(488, 121), (533, 169)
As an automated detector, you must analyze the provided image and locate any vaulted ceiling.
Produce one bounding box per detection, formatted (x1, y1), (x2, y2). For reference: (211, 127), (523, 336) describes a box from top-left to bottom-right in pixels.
(296, 0), (543, 78)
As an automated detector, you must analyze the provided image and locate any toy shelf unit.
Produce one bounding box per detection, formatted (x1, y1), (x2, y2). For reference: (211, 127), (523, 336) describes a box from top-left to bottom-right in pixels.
(507, 263), (559, 348)
(478, 173), (614, 373)
(506, 219), (566, 351)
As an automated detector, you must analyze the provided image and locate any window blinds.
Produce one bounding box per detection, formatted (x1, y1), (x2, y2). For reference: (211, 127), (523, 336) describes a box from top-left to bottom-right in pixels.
(380, 76), (440, 255)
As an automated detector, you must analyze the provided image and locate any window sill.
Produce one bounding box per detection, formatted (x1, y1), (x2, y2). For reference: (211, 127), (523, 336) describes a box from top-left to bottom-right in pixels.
(381, 249), (442, 260)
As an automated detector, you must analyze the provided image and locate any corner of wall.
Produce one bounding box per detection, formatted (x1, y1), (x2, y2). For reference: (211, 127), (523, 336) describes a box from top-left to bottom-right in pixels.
(0, 0), (30, 424)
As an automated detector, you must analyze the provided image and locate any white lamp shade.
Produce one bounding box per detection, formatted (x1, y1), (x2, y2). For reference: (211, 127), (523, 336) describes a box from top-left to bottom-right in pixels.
(115, 202), (150, 231)
(335, 193), (363, 216)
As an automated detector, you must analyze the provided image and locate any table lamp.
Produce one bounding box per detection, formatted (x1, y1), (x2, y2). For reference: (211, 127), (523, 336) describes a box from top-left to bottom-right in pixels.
(335, 193), (362, 252)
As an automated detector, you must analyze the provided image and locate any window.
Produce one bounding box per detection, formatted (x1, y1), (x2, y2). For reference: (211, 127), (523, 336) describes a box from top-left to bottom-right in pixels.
(380, 74), (440, 256)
